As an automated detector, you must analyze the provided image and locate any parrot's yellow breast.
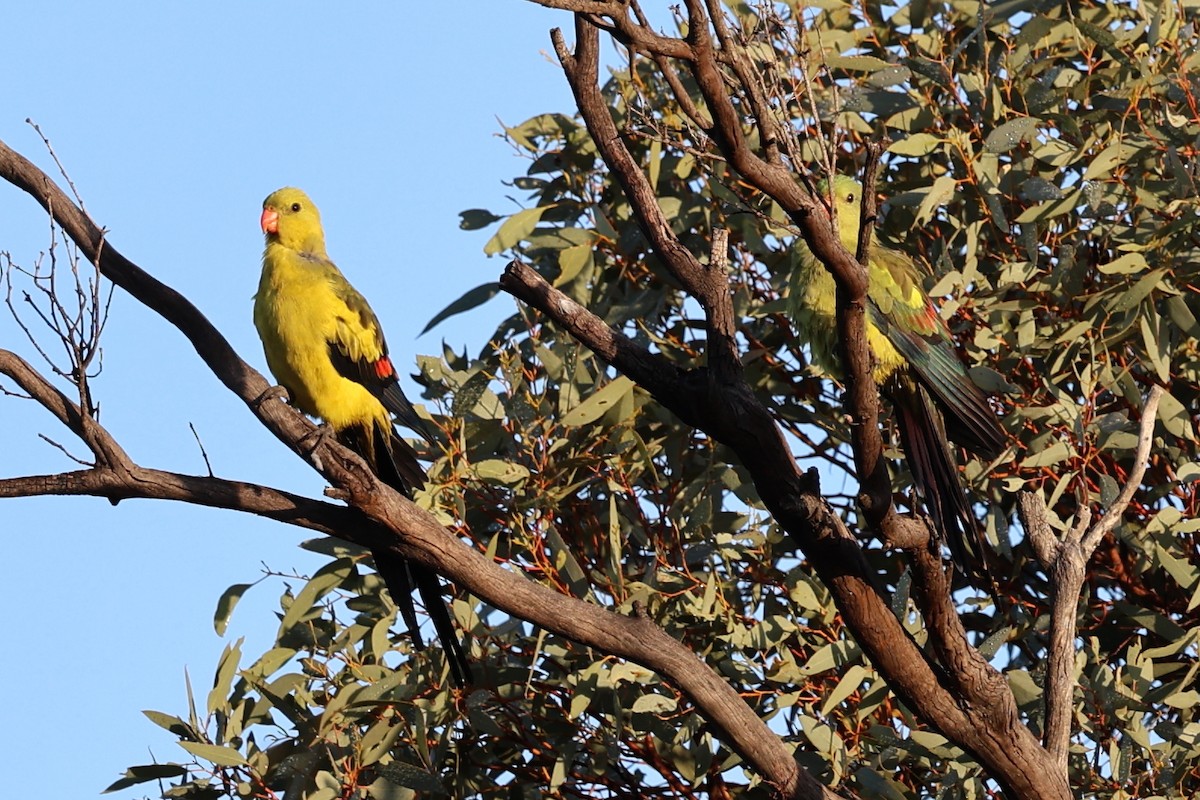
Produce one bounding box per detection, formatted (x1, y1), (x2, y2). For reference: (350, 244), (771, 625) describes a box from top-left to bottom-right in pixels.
(788, 249), (908, 385)
(253, 245), (389, 433)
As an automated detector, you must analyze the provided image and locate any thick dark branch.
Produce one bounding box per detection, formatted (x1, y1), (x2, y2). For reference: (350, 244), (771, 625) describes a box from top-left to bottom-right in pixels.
(0, 139), (852, 800)
(531, 0), (704, 60)
(503, 249), (1071, 799)
(500, 258), (987, 738)
(838, 147), (892, 533)
(531, 18), (1072, 800)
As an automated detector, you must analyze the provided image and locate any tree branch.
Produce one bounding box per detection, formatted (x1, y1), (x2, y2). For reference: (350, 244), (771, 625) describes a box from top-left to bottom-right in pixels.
(523, 15), (1074, 800)
(0, 138), (853, 800)
(499, 258), (1030, 783)
(1023, 385), (1165, 774)
(553, 21), (742, 387)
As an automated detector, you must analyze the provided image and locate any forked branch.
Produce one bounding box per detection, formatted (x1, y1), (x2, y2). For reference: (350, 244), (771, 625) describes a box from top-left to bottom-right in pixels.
(1022, 385), (1165, 774)
(512, 13), (1074, 800)
(0, 136), (845, 800)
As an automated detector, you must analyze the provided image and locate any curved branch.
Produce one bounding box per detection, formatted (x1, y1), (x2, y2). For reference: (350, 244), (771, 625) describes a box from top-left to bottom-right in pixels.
(552, 21), (741, 384)
(0, 139), (849, 800)
(530, 17), (1072, 800)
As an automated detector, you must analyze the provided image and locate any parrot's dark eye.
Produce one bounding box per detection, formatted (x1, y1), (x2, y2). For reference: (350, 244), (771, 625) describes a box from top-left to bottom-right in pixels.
(291, 203), (302, 213)
(846, 193), (855, 203)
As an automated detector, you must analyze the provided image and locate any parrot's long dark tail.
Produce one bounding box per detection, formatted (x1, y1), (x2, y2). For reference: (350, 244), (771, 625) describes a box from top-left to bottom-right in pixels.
(337, 423), (471, 688)
(891, 381), (990, 581)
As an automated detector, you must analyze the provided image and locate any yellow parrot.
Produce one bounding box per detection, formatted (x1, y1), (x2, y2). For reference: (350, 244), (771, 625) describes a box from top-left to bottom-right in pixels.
(788, 176), (1006, 574)
(254, 187), (469, 686)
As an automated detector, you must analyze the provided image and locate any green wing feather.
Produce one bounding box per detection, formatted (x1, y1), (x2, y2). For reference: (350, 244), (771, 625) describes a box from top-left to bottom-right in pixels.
(866, 248), (1004, 458)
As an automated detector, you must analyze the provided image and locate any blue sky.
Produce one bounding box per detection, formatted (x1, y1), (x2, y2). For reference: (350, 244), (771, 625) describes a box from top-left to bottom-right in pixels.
(0, 3), (579, 796)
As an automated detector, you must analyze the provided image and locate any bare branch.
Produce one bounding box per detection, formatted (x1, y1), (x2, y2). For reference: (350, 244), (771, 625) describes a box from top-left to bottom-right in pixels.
(553, 20), (742, 383)
(704, 0), (783, 165)
(1081, 386), (1164, 551)
(523, 16), (1074, 800)
(628, 0), (713, 129)
(0, 348), (127, 468)
(0, 138), (855, 800)
(1023, 385), (1165, 774)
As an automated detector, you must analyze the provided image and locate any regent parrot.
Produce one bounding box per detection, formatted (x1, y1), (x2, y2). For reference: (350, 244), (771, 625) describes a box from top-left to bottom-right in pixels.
(787, 176), (1006, 573)
(254, 187), (470, 687)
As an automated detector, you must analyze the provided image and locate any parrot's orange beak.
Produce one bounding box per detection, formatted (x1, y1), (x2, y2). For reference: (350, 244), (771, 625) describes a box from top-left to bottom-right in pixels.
(260, 207), (280, 235)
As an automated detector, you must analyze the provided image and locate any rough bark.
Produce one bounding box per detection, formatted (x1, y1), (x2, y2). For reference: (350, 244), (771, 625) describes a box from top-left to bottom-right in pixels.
(506, 8), (1077, 799)
(0, 138), (845, 800)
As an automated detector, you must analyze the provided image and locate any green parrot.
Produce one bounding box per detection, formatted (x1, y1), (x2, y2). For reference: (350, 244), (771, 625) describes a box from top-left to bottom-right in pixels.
(787, 175), (1005, 573)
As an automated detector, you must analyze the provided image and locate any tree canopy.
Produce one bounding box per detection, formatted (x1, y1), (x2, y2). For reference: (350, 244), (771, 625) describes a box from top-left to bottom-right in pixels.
(1, 2), (1198, 799)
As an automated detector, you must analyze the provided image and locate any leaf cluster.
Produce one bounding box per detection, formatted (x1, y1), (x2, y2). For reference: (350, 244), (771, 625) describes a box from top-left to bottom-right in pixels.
(127, 2), (1200, 798)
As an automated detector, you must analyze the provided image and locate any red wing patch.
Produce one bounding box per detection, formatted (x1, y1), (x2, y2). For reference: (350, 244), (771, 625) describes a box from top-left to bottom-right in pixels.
(374, 357), (396, 381)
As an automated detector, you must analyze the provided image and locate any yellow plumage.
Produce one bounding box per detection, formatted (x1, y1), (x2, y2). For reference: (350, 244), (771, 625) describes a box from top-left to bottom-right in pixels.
(786, 176), (1005, 577)
(787, 176), (919, 384)
(253, 187), (469, 686)
(254, 188), (390, 435)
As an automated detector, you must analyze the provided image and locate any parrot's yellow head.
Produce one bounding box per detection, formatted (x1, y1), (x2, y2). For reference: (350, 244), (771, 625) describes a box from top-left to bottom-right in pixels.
(261, 187), (326, 255)
(819, 175), (866, 252)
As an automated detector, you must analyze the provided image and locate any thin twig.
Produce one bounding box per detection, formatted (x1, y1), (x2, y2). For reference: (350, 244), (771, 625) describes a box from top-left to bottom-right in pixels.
(189, 422), (215, 478)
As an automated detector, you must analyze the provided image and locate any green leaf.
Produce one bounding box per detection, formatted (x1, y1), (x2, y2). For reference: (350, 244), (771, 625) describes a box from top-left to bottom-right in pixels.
(1023, 440), (1071, 468)
(1138, 313), (1170, 383)
(801, 640), (862, 676)
(1096, 253), (1148, 275)
(555, 244), (593, 287)
(142, 710), (195, 738)
(1158, 390), (1196, 441)
(178, 741), (248, 767)
(484, 205), (554, 255)
(820, 665), (870, 715)
(826, 54), (893, 71)
(103, 764), (188, 793)
(376, 761), (446, 793)
(213, 583), (251, 636)
(915, 175), (956, 225)
(969, 365), (1019, 394)
(458, 208), (501, 231)
(852, 767), (909, 800)
(279, 559), (354, 633)
(473, 459), (531, 484)
(244, 647), (297, 681)
(978, 626), (1012, 661)
(1083, 142), (1131, 182)
(207, 639), (242, 717)
(1014, 188), (1082, 223)
(300, 536), (370, 558)
(983, 117), (1039, 153)
(559, 376), (635, 427)
(1020, 177), (1062, 202)
(421, 282), (500, 335)
(631, 693), (678, 713)
(1113, 268), (1165, 312)
(887, 133), (942, 157)
(1165, 295), (1200, 338)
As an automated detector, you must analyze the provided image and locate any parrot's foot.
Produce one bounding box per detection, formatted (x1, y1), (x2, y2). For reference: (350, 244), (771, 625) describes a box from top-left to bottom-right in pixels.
(296, 423), (332, 468)
(252, 384), (290, 410)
